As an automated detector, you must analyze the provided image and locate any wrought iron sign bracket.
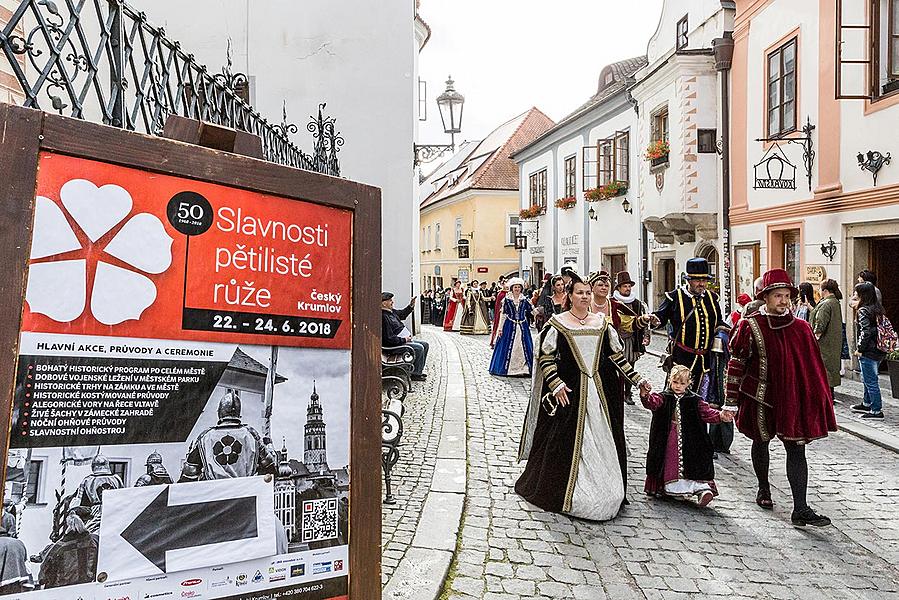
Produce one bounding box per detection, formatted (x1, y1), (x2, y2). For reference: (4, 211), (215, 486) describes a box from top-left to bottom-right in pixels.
(755, 117), (816, 191)
(857, 150), (891, 186)
(413, 143), (454, 168)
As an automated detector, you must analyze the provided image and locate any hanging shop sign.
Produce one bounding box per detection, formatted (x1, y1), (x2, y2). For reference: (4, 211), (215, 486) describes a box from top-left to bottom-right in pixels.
(753, 144), (797, 190)
(0, 104), (381, 600)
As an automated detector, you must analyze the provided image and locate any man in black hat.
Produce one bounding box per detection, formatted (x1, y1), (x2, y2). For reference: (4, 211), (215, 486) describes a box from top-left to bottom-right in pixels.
(382, 292), (429, 380)
(650, 257), (728, 392)
(613, 271), (651, 404)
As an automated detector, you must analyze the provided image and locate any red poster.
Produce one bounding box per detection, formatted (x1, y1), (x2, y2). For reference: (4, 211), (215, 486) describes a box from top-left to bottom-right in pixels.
(25, 152), (352, 349)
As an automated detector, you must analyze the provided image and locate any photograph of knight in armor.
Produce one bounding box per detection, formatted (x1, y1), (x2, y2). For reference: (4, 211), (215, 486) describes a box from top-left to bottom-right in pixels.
(2, 343), (350, 591)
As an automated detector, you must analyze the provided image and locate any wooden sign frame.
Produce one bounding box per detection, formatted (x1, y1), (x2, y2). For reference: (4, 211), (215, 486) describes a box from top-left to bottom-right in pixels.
(0, 103), (382, 598)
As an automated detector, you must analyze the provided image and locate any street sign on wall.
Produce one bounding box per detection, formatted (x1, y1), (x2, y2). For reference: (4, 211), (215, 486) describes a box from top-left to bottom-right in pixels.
(0, 103), (381, 600)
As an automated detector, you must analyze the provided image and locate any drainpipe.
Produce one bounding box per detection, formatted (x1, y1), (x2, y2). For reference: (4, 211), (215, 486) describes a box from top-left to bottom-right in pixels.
(713, 32), (735, 311)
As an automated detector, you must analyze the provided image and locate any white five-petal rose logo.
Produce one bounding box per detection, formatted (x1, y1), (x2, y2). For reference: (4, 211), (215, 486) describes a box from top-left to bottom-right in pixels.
(26, 179), (174, 325)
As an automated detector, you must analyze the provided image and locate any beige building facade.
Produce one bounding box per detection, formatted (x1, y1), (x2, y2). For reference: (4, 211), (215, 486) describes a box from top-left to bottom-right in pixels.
(419, 108), (554, 291)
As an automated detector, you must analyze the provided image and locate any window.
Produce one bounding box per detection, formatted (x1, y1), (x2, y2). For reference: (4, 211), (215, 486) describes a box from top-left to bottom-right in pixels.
(563, 156), (576, 198)
(698, 128), (718, 153)
(889, 0), (899, 84)
(614, 131), (629, 183)
(838, 0), (899, 99)
(767, 38), (797, 137)
(435, 223), (441, 249)
(677, 15), (689, 50)
(507, 214), (520, 245)
(454, 218), (462, 246)
(603, 253), (627, 277)
(598, 139), (613, 186)
(427, 225), (432, 250)
(651, 107), (669, 143)
(528, 169), (547, 208)
(109, 460), (129, 485)
(26, 460), (43, 504)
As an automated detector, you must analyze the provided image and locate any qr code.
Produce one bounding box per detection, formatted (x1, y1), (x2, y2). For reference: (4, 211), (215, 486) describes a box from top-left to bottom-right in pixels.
(301, 498), (338, 543)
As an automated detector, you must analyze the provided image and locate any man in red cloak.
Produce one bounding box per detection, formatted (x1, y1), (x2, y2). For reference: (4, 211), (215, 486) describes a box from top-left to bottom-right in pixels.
(725, 268), (837, 527)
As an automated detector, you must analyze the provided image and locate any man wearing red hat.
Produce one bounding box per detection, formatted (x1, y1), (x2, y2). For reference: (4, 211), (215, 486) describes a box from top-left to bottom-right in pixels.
(725, 268), (837, 527)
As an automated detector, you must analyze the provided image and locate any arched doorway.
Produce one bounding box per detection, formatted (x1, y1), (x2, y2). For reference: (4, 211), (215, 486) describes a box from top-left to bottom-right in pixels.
(696, 242), (720, 293)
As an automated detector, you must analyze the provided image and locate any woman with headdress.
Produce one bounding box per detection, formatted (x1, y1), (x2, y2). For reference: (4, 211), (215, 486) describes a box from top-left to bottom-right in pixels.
(460, 280), (491, 335)
(489, 278), (534, 376)
(516, 270), (650, 520)
(442, 280), (465, 332)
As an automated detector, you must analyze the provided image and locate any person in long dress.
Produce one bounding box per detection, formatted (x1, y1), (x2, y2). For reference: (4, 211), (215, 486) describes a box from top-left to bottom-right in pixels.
(460, 280), (491, 335)
(443, 281), (465, 332)
(515, 272), (651, 520)
(490, 281), (509, 348)
(489, 278), (534, 377)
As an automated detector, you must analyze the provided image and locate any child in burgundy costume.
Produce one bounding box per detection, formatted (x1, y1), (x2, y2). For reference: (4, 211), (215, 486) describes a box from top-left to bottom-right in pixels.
(641, 365), (733, 506)
(725, 269), (837, 527)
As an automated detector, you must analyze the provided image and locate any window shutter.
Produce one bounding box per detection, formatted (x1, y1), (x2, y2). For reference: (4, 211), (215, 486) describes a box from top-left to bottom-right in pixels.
(836, 0), (874, 99)
(599, 138), (613, 186)
(614, 130), (629, 184)
(582, 144), (598, 191)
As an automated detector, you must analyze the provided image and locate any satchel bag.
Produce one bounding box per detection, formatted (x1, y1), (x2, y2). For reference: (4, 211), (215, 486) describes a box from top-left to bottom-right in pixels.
(876, 314), (899, 353)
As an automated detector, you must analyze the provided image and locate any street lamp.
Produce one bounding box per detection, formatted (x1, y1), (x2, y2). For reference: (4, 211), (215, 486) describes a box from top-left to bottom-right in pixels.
(414, 76), (466, 167)
(588, 206), (597, 221)
(621, 198), (633, 214)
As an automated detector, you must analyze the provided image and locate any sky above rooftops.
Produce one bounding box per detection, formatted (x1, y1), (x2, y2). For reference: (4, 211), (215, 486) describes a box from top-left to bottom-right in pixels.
(418, 1), (664, 144)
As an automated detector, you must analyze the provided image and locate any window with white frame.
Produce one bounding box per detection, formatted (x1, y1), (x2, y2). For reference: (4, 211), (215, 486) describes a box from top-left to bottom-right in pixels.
(435, 222), (441, 249)
(676, 15), (689, 50)
(837, 0), (899, 99)
(507, 214), (520, 245)
(454, 218), (462, 246)
(26, 459), (45, 504)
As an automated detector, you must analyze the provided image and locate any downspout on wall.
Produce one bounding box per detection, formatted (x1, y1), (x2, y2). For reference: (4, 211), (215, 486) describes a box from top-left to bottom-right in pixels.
(713, 32), (735, 311)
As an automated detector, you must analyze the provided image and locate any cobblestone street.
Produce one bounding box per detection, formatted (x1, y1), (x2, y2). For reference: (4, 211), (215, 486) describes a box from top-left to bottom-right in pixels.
(384, 326), (899, 600)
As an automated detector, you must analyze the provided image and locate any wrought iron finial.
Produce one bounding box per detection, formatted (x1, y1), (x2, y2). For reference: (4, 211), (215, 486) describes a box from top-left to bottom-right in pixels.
(273, 100), (299, 137)
(307, 103), (344, 176)
(214, 38), (248, 97)
(820, 237), (837, 262)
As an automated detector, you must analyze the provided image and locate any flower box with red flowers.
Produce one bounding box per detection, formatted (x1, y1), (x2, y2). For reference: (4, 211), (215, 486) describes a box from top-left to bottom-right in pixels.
(519, 204), (545, 219)
(644, 139), (670, 162)
(554, 196), (577, 210)
(585, 181), (628, 201)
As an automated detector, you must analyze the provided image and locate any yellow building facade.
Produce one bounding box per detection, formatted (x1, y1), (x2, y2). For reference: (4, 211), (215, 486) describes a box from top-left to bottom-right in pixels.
(418, 108), (554, 292)
(420, 188), (520, 290)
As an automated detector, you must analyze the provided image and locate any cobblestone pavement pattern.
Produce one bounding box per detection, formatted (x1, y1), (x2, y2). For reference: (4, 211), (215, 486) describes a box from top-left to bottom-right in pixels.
(381, 329), (445, 583)
(434, 327), (899, 600)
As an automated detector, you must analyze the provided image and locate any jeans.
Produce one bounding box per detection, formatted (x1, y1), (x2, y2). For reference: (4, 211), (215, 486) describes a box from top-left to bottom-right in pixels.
(406, 340), (430, 376)
(859, 355), (883, 412)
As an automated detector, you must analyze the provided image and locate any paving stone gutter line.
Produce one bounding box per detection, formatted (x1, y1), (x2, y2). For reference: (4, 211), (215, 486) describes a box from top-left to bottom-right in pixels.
(645, 339), (899, 455)
(382, 338), (467, 600)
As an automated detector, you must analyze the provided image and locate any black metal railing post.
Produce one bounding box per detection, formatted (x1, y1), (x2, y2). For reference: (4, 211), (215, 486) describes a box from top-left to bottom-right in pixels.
(108, 0), (125, 128)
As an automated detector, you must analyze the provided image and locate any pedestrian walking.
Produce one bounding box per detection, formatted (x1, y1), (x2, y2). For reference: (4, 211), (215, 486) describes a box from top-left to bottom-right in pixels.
(795, 282), (816, 322)
(725, 268), (837, 527)
(460, 280), (490, 335)
(489, 281), (509, 348)
(431, 289), (445, 326)
(443, 281), (465, 332)
(489, 278), (534, 377)
(851, 282), (889, 419)
(39, 510), (98, 588)
(516, 270), (650, 520)
(641, 365), (733, 506)
(532, 273), (555, 331)
(811, 279), (844, 398)
(612, 271), (651, 405)
(650, 257), (729, 394)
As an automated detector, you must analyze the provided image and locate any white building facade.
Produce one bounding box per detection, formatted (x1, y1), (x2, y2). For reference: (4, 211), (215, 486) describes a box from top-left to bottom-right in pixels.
(729, 0), (899, 334)
(121, 0), (425, 298)
(630, 0), (736, 309)
(512, 58), (647, 290)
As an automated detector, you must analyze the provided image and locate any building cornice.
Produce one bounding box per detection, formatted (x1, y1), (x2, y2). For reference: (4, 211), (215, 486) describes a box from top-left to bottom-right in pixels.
(629, 51), (716, 100)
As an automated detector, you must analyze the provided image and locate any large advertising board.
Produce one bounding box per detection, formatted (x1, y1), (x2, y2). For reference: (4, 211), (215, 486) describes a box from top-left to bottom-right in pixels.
(0, 150), (358, 600)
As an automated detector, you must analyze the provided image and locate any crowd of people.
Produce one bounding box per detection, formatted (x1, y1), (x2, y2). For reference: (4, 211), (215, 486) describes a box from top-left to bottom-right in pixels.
(382, 259), (896, 528)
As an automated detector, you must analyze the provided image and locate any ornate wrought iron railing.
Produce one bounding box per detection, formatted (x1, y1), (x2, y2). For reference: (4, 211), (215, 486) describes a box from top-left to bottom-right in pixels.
(0, 0), (342, 175)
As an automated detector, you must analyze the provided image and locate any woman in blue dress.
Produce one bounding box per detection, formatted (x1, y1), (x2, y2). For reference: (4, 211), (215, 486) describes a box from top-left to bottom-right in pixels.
(489, 277), (534, 377)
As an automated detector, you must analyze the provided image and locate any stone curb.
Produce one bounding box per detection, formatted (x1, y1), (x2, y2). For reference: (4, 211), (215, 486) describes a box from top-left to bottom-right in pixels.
(382, 333), (467, 600)
(648, 347), (899, 454)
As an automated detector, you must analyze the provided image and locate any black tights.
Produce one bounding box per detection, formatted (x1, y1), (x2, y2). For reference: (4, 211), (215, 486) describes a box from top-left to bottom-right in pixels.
(751, 440), (809, 511)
